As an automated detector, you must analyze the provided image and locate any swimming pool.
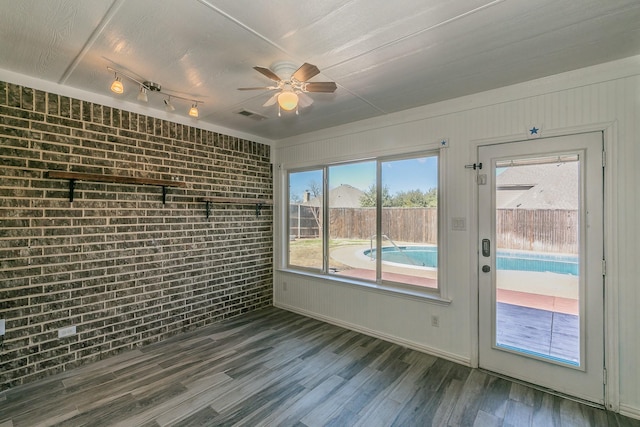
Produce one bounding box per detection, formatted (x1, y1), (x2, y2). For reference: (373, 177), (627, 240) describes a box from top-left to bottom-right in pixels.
(364, 246), (578, 275)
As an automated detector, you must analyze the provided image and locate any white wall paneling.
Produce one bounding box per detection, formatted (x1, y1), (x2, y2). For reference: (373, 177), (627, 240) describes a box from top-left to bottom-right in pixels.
(273, 56), (640, 417)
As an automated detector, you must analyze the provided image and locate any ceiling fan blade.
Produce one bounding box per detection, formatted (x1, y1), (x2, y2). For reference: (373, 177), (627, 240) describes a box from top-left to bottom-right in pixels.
(238, 86), (278, 90)
(297, 92), (314, 108)
(292, 63), (320, 82)
(237, 86), (276, 91)
(254, 66), (281, 82)
(304, 82), (337, 93)
(263, 93), (279, 107)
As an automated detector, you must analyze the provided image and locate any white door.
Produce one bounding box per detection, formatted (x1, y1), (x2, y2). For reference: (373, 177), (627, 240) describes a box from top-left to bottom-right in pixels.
(478, 132), (604, 403)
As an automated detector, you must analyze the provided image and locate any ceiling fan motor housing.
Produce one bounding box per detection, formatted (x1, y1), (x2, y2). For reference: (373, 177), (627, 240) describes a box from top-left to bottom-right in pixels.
(271, 61), (298, 80)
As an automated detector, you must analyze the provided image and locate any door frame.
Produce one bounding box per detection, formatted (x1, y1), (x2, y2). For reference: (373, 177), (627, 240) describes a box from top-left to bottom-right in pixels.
(468, 122), (619, 411)
(479, 133), (603, 402)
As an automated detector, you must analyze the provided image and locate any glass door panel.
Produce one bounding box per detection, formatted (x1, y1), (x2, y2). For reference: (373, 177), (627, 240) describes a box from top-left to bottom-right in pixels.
(494, 155), (580, 365)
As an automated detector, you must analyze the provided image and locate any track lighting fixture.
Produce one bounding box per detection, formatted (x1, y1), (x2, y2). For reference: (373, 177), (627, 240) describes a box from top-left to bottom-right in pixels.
(164, 97), (175, 112)
(136, 86), (148, 103)
(110, 75), (123, 94)
(188, 103), (199, 118)
(106, 66), (203, 118)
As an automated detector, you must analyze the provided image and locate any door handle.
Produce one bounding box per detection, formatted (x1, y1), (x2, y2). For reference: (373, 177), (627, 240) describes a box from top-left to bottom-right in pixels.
(482, 239), (490, 257)
(482, 265), (491, 273)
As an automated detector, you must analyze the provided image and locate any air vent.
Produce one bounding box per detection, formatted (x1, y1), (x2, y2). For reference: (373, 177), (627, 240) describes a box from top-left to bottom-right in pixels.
(237, 110), (267, 121)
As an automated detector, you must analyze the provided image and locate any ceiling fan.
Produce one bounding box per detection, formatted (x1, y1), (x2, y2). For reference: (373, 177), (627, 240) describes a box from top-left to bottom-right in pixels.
(238, 62), (337, 115)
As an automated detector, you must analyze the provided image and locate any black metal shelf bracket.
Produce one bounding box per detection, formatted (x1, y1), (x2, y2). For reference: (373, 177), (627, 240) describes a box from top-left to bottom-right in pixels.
(162, 186), (167, 204)
(68, 179), (76, 202)
(255, 203), (264, 217)
(205, 201), (211, 219)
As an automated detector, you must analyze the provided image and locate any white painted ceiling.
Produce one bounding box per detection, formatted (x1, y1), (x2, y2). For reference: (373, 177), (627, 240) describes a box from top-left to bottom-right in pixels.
(1, 0), (639, 141)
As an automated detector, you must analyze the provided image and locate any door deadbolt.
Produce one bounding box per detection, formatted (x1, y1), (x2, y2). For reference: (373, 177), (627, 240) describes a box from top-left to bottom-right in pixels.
(482, 239), (490, 257)
(482, 265), (491, 273)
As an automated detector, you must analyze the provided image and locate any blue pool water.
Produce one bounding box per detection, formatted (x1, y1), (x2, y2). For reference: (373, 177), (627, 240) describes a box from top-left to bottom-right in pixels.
(365, 246), (578, 275)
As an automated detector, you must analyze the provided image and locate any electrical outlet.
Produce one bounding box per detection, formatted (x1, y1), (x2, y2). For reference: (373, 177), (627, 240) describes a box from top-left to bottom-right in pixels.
(0, 319), (5, 336)
(58, 326), (76, 338)
(431, 315), (440, 327)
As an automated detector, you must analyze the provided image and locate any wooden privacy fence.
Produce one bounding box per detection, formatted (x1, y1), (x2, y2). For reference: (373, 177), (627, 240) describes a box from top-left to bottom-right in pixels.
(329, 207), (438, 243)
(291, 205), (578, 253)
(290, 206), (438, 243)
(496, 208), (578, 253)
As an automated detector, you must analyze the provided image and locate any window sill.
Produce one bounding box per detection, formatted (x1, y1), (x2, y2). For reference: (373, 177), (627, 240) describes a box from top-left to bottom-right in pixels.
(277, 268), (452, 306)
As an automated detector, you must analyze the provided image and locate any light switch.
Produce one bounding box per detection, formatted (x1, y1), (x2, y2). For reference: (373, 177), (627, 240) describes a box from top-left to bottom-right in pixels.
(452, 217), (466, 231)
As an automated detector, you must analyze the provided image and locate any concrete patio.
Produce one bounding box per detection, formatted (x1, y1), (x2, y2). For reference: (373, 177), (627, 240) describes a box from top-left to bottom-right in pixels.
(331, 244), (580, 364)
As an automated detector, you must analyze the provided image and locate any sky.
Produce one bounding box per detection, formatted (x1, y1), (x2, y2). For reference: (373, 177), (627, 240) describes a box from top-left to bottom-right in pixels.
(290, 156), (438, 201)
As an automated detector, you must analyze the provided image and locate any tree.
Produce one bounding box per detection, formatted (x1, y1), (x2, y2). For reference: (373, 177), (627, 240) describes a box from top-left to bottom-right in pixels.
(308, 180), (322, 198)
(361, 186), (437, 207)
(290, 193), (302, 203)
(360, 185), (392, 207)
(392, 188), (437, 207)
(307, 180), (323, 236)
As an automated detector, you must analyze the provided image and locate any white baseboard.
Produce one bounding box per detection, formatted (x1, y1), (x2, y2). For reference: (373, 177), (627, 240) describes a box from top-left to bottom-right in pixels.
(274, 302), (471, 367)
(619, 404), (640, 421)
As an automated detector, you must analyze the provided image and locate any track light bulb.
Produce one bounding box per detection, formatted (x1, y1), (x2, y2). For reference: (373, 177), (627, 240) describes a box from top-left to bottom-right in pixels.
(164, 98), (175, 112)
(137, 86), (148, 102)
(278, 91), (298, 111)
(189, 103), (199, 118)
(110, 76), (123, 94)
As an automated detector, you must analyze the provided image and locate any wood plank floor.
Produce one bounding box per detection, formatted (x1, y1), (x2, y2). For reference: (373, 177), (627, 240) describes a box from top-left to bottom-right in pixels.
(1, 306), (638, 427)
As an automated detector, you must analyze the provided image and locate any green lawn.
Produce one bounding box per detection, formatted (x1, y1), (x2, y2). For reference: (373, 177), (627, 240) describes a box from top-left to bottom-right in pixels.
(289, 238), (368, 269)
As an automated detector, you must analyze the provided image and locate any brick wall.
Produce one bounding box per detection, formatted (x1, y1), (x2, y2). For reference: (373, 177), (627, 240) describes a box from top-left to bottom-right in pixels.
(0, 81), (273, 390)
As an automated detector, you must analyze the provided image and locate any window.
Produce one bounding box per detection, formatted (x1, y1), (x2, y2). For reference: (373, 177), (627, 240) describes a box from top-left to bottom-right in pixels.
(328, 161), (376, 279)
(288, 169), (324, 270)
(380, 156), (438, 288)
(287, 151), (440, 292)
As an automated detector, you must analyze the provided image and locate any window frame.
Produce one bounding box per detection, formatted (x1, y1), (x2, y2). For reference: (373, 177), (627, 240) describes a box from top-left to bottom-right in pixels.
(284, 147), (447, 299)
(286, 166), (326, 273)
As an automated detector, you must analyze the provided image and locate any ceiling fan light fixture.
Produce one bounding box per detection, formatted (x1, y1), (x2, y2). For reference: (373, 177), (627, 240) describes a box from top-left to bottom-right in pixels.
(110, 76), (123, 94)
(189, 103), (199, 118)
(137, 86), (148, 102)
(278, 91), (298, 111)
(240, 62), (335, 115)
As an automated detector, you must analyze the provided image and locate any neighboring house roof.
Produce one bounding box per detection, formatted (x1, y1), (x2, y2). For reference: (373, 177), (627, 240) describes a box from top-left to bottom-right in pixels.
(496, 161), (578, 209)
(303, 184), (365, 208)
